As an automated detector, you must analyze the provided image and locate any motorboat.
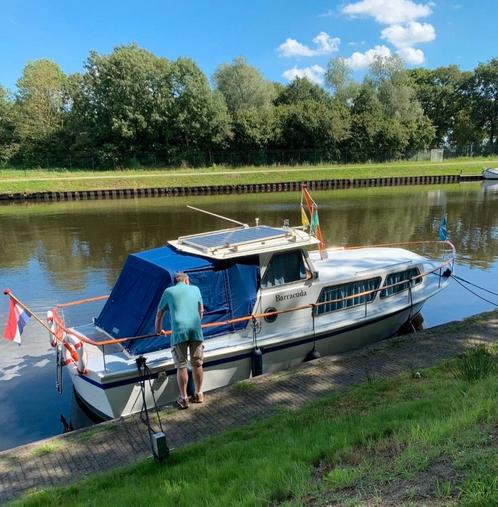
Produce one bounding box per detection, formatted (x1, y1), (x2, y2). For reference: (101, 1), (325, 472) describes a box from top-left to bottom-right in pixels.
(17, 189), (455, 419)
(482, 167), (498, 180)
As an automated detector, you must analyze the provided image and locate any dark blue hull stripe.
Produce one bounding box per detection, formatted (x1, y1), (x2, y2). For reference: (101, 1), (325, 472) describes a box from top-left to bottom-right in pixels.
(78, 307), (409, 391)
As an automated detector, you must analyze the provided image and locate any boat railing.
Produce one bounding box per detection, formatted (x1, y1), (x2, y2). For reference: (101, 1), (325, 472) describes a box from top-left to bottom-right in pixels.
(47, 240), (455, 360)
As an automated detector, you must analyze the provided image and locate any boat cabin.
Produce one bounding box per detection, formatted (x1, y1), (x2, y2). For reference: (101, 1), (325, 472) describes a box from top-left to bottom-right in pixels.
(94, 225), (320, 355)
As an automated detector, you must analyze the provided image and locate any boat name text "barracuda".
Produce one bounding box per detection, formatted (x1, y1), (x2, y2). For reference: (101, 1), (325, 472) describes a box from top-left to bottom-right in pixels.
(276, 290), (307, 302)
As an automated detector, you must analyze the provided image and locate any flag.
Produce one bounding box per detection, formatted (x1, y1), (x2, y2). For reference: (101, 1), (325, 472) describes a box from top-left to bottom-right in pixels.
(438, 216), (447, 241)
(3, 298), (31, 345)
(310, 207), (320, 235)
(301, 207), (310, 229)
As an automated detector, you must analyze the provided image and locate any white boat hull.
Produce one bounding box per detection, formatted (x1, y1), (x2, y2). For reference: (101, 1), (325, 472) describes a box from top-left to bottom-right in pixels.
(483, 168), (498, 180)
(71, 302), (422, 419)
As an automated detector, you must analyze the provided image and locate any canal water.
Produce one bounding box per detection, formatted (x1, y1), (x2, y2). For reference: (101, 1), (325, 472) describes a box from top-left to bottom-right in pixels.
(0, 182), (497, 451)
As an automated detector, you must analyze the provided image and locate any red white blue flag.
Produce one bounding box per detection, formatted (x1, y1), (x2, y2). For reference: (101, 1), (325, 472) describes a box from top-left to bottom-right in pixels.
(3, 298), (31, 345)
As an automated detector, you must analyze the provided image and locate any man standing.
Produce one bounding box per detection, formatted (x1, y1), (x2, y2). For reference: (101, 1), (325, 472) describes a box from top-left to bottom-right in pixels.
(155, 272), (204, 409)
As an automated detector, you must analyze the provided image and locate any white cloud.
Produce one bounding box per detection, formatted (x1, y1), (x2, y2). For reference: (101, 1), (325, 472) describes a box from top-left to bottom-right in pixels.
(344, 45), (392, 70)
(397, 46), (425, 64)
(282, 65), (326, 84)
(342, 0), (432, 24)
(279, 39), (316, 57)
(278, 32), (340, 58)
(313, 32), (340, 54)
(381, 22), (435, 48)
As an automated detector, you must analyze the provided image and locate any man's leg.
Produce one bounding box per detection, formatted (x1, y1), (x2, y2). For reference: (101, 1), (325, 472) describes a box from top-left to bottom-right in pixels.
(192, 364), (203, 394)
(172, 343), (189, 406)
(191, 341), (204, 400)
(177, 367), (188, 399)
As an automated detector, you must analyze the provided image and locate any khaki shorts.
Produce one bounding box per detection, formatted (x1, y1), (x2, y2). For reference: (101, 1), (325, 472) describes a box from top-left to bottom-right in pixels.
(172, 341), (204, 369)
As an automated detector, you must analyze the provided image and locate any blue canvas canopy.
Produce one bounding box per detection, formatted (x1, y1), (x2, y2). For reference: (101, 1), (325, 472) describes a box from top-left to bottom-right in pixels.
(95, 245), (259, 355)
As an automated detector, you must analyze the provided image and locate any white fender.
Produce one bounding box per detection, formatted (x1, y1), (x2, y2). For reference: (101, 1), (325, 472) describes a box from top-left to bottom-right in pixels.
(46, 311), (57, 348)
(65, 333), (88, 374)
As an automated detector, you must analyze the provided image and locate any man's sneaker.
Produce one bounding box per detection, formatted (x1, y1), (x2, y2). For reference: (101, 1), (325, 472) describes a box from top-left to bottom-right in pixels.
(176, 397), (189, 410)
(192, 392), (205, 404)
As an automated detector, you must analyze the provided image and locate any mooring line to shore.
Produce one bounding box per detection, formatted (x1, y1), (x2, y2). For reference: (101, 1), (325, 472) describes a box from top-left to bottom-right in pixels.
(451, 275), (498, 307)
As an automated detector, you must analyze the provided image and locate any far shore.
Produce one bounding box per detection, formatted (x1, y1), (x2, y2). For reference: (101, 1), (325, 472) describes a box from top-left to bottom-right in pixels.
(0, 157), (495, 195)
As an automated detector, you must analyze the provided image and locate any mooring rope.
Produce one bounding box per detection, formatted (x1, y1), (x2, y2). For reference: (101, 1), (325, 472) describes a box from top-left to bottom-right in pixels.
(451, 275), (498, 307)
(452, 274), (498, 297)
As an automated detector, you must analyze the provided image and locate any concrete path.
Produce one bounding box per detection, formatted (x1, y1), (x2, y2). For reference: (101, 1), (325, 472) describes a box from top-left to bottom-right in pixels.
(0, 310), (497, 504)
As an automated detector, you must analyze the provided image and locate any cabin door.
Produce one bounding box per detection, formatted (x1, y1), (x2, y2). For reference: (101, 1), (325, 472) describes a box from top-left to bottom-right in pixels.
(257, 250), (314, 338)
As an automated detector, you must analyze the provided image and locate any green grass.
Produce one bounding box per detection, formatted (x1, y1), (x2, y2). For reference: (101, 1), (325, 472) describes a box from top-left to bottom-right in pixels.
(13, 343), (498, 507)
(0, 157), (495, 194)
(30, 442), (63, 457)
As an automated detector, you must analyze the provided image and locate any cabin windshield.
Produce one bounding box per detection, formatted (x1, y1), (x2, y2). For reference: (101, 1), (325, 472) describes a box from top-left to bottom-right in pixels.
(261, 250), (307, 288)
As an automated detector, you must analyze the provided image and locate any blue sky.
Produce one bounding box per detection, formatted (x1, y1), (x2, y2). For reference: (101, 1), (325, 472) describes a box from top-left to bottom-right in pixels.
(1, 0), (497, 91)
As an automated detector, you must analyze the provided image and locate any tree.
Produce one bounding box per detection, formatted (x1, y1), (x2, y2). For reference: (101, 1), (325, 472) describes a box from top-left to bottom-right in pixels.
(14, 59), (66, 164)
(275, 99), (350, 157)
(409, 65), (471, 146)
(275, 77), (329, 105)
(70, 44), (172, 165)
(363, 55), (434, 159)
(213, 57), (275, 115)
(325, 58), (357, 103)
(167, 58), (231, 161)
(0, 86), (17, 164)
(469, 58), (498, 153)
(231, 108), (277, 150)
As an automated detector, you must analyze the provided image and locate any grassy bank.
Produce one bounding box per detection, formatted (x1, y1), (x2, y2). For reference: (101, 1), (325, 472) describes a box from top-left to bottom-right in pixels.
(16, 323), (498, 506)
(1, 157), (495, 194)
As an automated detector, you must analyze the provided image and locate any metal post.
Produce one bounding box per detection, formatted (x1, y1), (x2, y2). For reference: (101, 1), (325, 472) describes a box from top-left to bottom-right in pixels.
(102, 344), (107, 372)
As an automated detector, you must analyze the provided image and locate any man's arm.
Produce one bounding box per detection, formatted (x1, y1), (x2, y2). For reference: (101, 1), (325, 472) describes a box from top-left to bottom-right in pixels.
(198, 302), (204, 320)
(155, 308), (166, 335)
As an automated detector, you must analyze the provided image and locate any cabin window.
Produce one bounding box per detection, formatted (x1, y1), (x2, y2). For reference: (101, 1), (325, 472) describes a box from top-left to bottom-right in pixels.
(380, 268), (422, 298)
(261, 250), (307, 288)
(315, 277), (381, 315)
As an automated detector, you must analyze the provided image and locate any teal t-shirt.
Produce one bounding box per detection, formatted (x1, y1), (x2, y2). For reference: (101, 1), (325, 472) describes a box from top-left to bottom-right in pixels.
(159, 282), (203, 346)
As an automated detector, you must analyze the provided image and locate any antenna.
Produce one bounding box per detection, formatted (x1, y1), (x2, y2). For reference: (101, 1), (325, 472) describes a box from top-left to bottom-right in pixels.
(186, 205), (248, 228)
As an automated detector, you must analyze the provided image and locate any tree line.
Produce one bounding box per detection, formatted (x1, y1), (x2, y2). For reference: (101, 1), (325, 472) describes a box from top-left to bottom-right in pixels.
(0, 44), (496, 168)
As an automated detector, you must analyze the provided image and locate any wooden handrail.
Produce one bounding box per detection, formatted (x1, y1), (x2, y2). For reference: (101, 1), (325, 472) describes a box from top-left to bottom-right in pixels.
(5, 240), (455, 349)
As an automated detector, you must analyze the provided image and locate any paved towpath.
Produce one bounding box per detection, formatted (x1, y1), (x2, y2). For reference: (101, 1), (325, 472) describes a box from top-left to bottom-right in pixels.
(1, 310), (497, 504)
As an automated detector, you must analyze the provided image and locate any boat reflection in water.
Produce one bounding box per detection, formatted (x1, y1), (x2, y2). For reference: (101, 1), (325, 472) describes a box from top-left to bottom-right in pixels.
(482, 180), (498, 194)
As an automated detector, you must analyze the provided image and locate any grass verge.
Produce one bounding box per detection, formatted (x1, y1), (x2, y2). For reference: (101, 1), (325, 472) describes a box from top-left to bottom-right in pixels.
(14, 344), (498, 507)
(0, 157), (495, 194)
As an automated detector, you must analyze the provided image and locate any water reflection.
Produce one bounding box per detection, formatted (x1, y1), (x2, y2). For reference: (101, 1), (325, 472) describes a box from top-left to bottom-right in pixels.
(0, 182), (497, 450)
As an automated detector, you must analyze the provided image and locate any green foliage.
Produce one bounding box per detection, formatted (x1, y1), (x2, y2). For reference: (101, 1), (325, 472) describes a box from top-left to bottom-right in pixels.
(213, 57), (275, 115)
(70, 44), (172, 165)
(275, 77), (329, 106)
(167, 58), (231, 157)
(2, 47), (497, 168)
(470, 58), (498, 153)
(0, 86), (18, 164)
(13, 59), (67, 165)
(325, 57), (357, 103)
(448, 344), (496, 382)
